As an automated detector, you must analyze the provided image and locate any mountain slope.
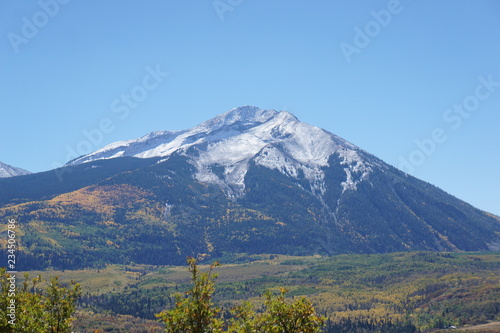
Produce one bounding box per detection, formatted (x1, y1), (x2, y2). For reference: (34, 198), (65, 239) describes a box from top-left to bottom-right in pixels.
(68, 106), (374, 198)
(1, 106), (499, 269)
(0, 161), (31, 178)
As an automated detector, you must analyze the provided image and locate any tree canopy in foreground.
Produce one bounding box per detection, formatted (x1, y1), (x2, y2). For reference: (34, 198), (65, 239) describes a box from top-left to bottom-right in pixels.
(156, 257), (324, 332)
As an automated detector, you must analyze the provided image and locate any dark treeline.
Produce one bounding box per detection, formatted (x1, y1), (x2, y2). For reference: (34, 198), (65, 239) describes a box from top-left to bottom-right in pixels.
(322, 317), (418, 333)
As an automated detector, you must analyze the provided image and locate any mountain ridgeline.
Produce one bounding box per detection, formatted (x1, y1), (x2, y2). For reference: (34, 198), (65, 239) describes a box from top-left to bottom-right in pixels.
(1, 106), (499, 270)
(0, 161), (31, 178)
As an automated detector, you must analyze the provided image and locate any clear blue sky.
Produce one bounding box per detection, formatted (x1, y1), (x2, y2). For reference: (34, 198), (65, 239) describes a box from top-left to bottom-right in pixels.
(1, 1), (499, 216)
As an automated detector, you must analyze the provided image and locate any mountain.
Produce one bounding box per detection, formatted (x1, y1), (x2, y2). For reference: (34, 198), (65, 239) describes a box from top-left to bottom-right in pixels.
(67, 106), (371, 198)
(0, 106), (499, 270)
(0, 161), (31, 178)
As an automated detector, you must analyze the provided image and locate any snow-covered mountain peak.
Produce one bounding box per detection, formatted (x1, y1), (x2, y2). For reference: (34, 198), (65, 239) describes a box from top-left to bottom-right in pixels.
(0, 161), (31, 178)
(196, 106), (278, 133)
(275, 110), (298, 121)
(67, 106), (373, 198)
(68, 106), (283, 166)
(186, 108), (371, 197)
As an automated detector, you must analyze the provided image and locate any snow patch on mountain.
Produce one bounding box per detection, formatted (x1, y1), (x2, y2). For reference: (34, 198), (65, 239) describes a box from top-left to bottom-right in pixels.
(66, 106), (374, 198)
(340, 159), (373, 192)
(188, 108), (372, 197)
(0, 162), (31, 178)
(68, 106), (275, 165)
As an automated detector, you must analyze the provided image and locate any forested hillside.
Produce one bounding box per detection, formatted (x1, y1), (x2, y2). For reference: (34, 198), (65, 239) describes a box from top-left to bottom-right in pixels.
(22, 251), (500, 332)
